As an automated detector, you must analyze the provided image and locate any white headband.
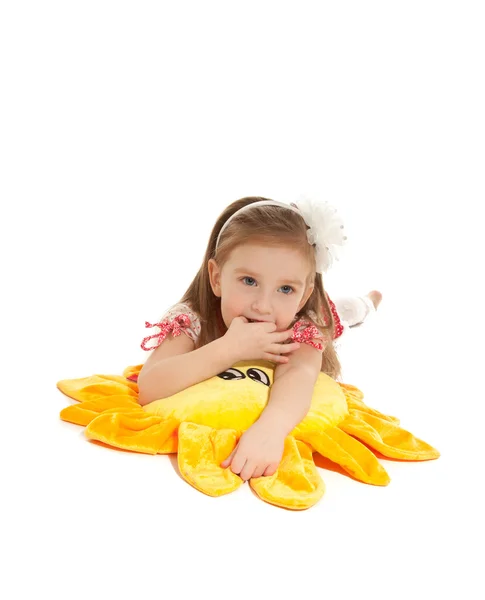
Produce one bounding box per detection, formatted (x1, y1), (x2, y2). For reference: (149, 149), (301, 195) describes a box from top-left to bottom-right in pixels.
(215, 197), (346, 274)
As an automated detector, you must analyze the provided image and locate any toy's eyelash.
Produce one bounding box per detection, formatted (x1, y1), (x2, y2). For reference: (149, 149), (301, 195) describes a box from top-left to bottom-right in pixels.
(240, 277), (294, 294)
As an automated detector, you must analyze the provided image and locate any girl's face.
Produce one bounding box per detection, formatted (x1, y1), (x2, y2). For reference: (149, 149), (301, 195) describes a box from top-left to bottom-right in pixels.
(208, 242), (314, 332)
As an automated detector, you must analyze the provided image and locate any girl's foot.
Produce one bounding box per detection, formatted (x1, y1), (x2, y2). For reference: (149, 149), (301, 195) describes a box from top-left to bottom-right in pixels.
(366, 290), (382, 311)
(346, 291), (382, 328)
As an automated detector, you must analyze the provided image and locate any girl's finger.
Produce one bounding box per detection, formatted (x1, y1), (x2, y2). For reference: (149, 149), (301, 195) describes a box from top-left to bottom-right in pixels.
(251, 465), (266, 479)
(240, 460), (256, 482)
(229, 451), (246, 475)
(221, 449), (235, 468)
(274, 329), (295, 342)
(263, 463), (278, 477)
(276, 342), (300, 355)
(266, 343), (298, 356)
(264, 352), (289, 364)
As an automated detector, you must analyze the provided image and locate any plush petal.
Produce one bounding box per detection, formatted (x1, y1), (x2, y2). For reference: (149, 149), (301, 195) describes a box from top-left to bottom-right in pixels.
(57, 374), (138, 402)
(57, 362), (440, 509)
(338, 383), (365, 401)
(339, 383), (400, 424)
(60, 395), (140, 427)
(250, 438), (325, 510)
(303, 428), (390, 485)
(177, 422), (243, 496)
(122, 364), (143, 380)
(340, 410), (440, 460)
(85, 411), (179, 454)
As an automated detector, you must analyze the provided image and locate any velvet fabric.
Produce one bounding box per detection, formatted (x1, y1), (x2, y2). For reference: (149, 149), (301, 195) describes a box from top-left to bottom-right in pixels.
(57, 360), (439, 510)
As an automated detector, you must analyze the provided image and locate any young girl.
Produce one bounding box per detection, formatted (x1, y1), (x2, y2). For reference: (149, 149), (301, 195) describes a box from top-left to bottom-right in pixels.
(137, 196), (381, 483)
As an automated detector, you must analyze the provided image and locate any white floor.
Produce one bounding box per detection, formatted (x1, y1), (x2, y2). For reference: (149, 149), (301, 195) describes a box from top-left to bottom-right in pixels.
(3, 3), (484, 598)
(3, 285), (481, 599)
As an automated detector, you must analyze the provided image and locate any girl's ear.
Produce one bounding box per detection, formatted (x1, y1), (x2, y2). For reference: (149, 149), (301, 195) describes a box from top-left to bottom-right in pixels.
(298, 284), (314, 311)
(208, 258), (222, 297)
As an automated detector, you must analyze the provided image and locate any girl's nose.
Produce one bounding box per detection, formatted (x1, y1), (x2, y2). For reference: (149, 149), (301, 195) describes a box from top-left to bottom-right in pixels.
(252, 294), (272, 315)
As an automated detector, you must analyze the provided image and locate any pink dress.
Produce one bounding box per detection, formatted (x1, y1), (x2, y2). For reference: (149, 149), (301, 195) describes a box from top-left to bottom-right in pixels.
(139, 299), (343, 353)
(128, 301), (343, 383)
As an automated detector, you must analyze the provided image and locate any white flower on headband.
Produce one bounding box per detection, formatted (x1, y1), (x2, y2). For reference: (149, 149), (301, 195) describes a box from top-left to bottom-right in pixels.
(291, 196), (347, 273)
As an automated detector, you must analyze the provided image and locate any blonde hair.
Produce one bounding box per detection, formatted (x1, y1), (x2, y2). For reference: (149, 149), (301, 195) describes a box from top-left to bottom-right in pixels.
(179, 196), (342, 379)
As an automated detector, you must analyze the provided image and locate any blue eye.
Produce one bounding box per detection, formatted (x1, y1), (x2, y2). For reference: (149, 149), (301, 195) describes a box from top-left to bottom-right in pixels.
(242, 277), (256, 286)
(240, 277), (293, 294)
(279, 285), (294, 294)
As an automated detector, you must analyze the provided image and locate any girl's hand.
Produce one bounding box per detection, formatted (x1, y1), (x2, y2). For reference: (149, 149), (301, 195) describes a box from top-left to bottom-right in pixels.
(223, 316), (300, 364)
(220, 421), (285, 481)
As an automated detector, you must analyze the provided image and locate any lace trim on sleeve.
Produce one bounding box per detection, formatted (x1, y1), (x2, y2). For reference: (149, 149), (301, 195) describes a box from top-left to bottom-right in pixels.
(141, 314), (192, 351)
(291, 320), (325, 351)
(140, 303), (201, 351)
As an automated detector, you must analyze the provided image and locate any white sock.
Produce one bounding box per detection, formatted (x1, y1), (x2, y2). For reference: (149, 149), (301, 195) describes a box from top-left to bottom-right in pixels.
(333, 295), (375, 328)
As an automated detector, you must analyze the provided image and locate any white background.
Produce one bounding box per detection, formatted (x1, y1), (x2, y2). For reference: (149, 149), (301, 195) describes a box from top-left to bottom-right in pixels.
(1, 1), (484, 598)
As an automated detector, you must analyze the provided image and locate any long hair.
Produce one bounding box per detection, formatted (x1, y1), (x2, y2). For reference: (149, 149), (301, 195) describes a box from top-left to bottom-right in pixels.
(179, 197), (342, 379)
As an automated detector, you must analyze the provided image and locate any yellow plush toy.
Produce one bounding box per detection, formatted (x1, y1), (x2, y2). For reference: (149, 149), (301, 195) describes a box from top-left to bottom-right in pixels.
(57, 360), (439, 510)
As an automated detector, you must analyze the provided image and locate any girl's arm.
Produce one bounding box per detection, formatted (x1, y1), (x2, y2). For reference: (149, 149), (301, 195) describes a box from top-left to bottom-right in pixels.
(220, 342), (322, 480)
(256, 342), (322, 434)
(138, 334), (237, 405)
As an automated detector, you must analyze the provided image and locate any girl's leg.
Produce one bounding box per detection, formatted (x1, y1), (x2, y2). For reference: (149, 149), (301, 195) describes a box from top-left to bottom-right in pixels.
(333, 290), (382, 328)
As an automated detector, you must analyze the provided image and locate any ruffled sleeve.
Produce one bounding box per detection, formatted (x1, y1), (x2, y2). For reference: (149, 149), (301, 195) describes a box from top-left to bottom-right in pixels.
(291, 319), (325, 351)
(326, 296), (344, 340)
(292, 294), (343, 349)
(140, 303), (201, 351)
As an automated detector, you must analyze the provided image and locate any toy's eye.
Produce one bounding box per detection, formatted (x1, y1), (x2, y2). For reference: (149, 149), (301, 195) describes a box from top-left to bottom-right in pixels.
(246, 368), (270, 386)
(217, 368), (246, 381)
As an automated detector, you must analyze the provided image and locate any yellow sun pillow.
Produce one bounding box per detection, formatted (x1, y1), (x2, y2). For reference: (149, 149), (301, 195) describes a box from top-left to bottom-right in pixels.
(58, 360), (439, 510)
